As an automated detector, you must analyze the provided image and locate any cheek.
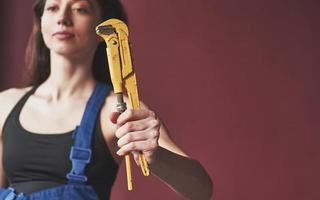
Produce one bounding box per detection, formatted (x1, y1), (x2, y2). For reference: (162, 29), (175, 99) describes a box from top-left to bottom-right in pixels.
(77, 20), (101, 43)
(40, 17), (52, 47)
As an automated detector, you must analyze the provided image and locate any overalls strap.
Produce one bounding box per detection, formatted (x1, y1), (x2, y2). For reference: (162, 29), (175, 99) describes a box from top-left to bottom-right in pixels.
(67, 83), (111, 183)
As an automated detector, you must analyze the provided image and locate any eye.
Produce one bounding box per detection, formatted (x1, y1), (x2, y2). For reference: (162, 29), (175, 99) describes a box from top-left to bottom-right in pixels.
(73, 7), (89, 14)
(46, 5), (59, 12)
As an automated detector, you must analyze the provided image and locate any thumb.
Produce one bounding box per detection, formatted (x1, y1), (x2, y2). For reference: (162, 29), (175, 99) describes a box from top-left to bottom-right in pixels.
(109, 111), (121, 124)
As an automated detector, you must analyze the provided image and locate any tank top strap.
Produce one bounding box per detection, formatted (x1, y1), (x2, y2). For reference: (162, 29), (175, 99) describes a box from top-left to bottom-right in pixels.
(8, 86), (38, 120)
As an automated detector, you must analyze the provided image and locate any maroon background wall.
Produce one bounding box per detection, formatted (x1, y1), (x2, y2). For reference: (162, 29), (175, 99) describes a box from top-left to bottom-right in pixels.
(1, 0), (319, 200)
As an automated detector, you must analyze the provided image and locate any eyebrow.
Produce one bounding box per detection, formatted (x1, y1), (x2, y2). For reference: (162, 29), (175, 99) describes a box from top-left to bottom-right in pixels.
(46, 0), (96, 10)
(71, 0), (94, 7)
(49, 0), (93, 4)
(71, 0), (92, 3)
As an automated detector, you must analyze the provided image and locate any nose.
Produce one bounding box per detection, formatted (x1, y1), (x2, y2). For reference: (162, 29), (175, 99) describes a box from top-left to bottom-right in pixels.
(57, 8), (72, 26)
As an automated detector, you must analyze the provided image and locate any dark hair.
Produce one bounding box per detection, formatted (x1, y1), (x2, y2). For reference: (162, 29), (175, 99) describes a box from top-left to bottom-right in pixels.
(25, 0), (128, 86)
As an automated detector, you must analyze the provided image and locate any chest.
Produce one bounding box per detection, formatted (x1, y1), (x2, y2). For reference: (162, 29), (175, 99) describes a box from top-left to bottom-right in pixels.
(3, 116), (118, 187)
(19, 97), (86, 134)
(15, 90), (119, 162)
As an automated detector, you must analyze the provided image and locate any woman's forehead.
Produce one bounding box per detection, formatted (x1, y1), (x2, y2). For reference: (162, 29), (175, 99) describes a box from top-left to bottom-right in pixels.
(44, 0), (101, 11)
(45, 0), (97, 5)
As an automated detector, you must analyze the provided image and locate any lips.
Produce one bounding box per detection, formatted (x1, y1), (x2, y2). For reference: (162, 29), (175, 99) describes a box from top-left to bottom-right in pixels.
(53, 31), (75, 40)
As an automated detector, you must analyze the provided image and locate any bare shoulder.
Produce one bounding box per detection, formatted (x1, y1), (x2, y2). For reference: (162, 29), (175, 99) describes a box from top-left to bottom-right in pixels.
(0, 87), (32, 97)
(100, 91), (118, 131)
(0, 87), (32, 134)
(99, 91), (121, 163)
(0, 87), (32, 109)
(100, 91), (118, 120)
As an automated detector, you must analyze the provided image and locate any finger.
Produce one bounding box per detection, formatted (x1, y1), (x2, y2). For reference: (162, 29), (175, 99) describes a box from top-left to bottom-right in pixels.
(116, 109), (152, 127)
(131, 151), (141, 166)
(131, 151), (155, 166)
(109, 111), (121, 124)
(117, 129), (159, 147)
(115, 117), (155, 138)
(116, 140), (158, 156)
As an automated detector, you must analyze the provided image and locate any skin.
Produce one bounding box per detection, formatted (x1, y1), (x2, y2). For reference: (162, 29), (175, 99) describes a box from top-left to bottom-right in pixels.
(0, 0), (212, 199)
(0, 0), (185, 182)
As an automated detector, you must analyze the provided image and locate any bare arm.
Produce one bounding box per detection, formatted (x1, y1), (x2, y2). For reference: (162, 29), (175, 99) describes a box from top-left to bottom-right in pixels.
(0, 137), (6, 187)
(0, 88), (31, 187)
(104, 98), (213, 200)
(150, 124), (213, 200)
(0, 90), (11, 187)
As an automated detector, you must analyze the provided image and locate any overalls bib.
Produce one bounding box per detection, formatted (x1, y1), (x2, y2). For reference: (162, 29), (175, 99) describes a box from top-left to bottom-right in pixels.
(0, 83), (111, 200)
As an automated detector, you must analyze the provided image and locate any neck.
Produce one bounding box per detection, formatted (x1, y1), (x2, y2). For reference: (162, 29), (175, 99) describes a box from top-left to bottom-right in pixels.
(40, 52), (96, 102)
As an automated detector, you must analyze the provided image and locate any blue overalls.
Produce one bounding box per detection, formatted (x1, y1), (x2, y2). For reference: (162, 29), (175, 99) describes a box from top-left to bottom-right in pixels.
(0, 83), (111, 200)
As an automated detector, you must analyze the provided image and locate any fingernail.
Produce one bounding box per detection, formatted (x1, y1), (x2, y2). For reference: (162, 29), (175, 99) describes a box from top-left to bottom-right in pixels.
(117, 140), (122, 147)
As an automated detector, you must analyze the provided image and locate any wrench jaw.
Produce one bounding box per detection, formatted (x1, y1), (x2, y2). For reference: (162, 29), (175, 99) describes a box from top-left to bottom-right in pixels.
(96, 25), (116, 35)
(96, 18), (129, 36)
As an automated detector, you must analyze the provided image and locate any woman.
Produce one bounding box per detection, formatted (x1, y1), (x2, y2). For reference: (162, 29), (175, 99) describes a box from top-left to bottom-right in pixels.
(0, 0), (212, 199)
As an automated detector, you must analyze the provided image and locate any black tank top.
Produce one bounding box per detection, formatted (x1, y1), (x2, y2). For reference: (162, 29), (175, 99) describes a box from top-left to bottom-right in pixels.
(2, 87), (118, 200)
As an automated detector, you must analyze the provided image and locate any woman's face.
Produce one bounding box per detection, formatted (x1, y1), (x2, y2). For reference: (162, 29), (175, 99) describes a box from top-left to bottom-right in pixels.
(41, 0), (102, 58)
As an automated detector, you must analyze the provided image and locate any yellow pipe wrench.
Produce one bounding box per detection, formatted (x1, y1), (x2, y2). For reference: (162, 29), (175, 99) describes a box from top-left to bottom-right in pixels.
(96, 18), (150, 191)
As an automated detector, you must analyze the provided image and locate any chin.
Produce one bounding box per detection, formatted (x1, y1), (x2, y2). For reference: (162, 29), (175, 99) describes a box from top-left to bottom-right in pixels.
(50, 44), (80, 55)
(53, 49), (77, 56)
(51, 46), (94, 60)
